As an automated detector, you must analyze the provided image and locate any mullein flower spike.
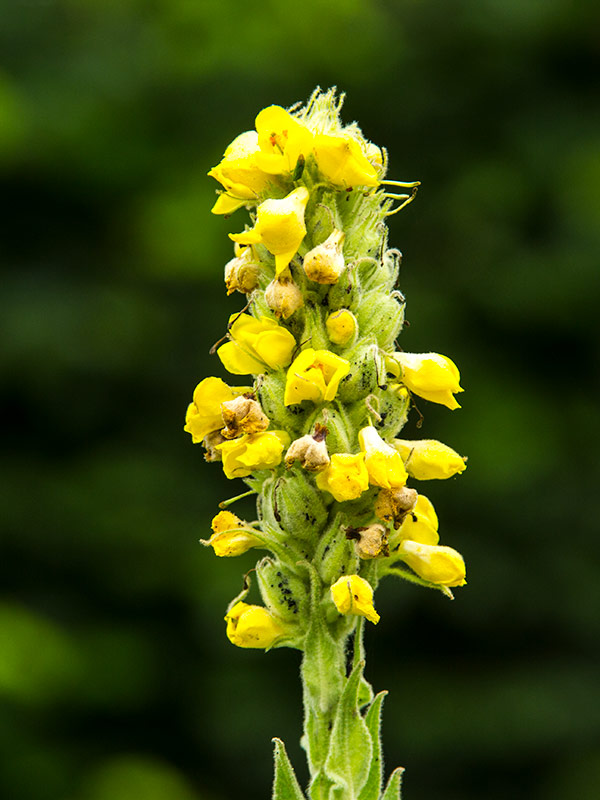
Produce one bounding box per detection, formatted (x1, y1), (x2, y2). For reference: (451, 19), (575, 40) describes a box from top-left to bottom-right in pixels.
(189, 88), (468, 798)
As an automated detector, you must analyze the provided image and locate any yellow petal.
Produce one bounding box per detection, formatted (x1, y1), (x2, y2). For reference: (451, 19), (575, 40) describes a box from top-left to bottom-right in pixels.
(394, 439), (467, 480)
(330, 575), (380, 624)
(397, 540), (466, 587)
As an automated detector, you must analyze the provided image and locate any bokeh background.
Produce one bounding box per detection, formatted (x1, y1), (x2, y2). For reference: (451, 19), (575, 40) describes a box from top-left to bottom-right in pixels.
(2, 1), (600, 799)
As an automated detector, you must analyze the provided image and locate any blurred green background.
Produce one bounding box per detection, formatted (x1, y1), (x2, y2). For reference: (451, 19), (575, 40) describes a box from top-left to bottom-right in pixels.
(2, 1), (599, 798)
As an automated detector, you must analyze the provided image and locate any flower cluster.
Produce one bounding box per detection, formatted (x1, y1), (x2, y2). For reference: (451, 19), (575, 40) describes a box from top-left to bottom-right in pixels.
(186, 89), (469, 798)
(186, 90), (467, 657)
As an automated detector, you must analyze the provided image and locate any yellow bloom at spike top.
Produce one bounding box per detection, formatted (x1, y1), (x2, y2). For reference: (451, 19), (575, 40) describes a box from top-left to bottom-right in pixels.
(225, 602), (284, 649)
(330, 575), (380, 624)
(188, 89), (471, 796)
(184, 377), (251, 443)
(229, 187), (309, 276)
(284, 348), (350, 405)
(208, 131), (278, 215)
(254, 105), (314, 175)
(313, 133), (380, 188)
(217, 313), (296, 375)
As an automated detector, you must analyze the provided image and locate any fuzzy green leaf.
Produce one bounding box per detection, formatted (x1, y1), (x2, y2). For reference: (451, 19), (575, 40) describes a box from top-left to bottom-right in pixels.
(323, 660), (373, 797)
(380, 767), (404, 800)
(358, 691), (387, 800)
(272, 738), (306, 800)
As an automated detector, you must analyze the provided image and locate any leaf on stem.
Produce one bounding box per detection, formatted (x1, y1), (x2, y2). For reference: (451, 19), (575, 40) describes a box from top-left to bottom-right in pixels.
(380, 767), (405, 800)
(272, 737), (306, 800)
(358, 691), (387, 800)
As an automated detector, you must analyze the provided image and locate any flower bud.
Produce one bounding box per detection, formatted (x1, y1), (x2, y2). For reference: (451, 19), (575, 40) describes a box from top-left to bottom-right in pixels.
(224, 245), (260, 295)
(326, 309), (358, 346)
(303, 230), (346, 284)
(397, 540), (466, 587)
(225, 601), (284, 649)
(285, 423), (330, 472)
(315, 453), (370, 503)
(272, 473), (329, 543)
(355, 290), (404, 351)
(347, 523), (388, 559)
(256, 557), (307, 621)
(256, 372), (307, 437)
(264, 272), (304, 319)
(393, 439), (467, 480)
(203, 510), (262, 557)
(335, 342), (382, 403)
(374, 485), (418, 528)
(330, 575), (380, 624)
(220, 395), (270, 439)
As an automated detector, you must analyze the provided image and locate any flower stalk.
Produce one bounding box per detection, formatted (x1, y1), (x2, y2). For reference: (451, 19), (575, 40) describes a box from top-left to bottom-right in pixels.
(185, 88), (467, 799)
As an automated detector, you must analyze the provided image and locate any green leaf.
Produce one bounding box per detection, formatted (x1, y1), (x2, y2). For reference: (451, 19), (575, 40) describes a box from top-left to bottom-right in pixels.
(380, 767), (404, 800)
(358, 691), (387, 800)
(272, 738), (306, 800)
(324, 660), (373, 797)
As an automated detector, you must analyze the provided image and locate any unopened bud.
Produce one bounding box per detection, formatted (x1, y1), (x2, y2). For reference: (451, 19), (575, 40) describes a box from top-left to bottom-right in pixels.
(375, 485), (418, 528)
(326, 309), (358, 346)
(220, 395), (269, 439)
(346, 523), (388, 559)
(285, 423), (330, 472)
(264, 272), (304, 319)
(303, 230), (346, 284)
(224, 245), (260, 295)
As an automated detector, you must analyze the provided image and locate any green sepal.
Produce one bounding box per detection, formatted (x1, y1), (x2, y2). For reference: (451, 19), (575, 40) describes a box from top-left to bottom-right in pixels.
(323, 659), (372, 797)
(272, 737), (307, 800)
(358, 691), (387, 800)
(257, 556), (309, 622)
(273, 471), (329, 545)
(380, 767), (404, 800)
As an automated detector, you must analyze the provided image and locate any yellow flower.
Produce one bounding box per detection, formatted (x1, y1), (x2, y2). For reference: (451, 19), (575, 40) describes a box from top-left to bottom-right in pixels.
(208, 131), (277, 215)
(284, 348), (350, 405)
(330, 575), (380, 624)
(225, 601), (284, 648)
(229, 187), (309, 276)
(184, 377), (251, 443)
(254, 105), (314, 175)
(216, 431), (290, 479)
(313, 133), (380, 188)
(217, 313), (296, 375)
(358, 426), (409, 489)
(397, 495), (439, 545)
(397, 540), (466, 587)
(315, 453), (369, 502)
(392, 352), (463, 410)
(326, 309), (357, 346)
(393, 439), (467, 480)
(303, 230), (346, 284)
(204, 510), (262, 557)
